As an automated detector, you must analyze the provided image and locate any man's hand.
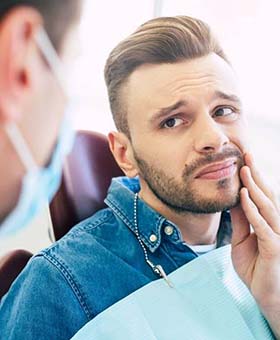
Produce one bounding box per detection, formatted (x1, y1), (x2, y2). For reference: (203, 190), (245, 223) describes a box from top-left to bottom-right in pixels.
(230, 153), (280, 338)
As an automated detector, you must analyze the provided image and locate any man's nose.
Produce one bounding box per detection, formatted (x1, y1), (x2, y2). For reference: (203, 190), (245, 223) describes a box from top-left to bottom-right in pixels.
(193, 116), (229, 154)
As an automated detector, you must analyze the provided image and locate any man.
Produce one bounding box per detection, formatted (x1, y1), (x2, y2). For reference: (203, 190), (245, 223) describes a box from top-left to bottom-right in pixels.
(0, 0), (82, 237)
(1, 16), (280, 339)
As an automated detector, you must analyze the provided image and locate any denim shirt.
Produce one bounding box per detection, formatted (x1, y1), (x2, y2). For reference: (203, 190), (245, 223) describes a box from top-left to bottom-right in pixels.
(0, 177), (232, 340)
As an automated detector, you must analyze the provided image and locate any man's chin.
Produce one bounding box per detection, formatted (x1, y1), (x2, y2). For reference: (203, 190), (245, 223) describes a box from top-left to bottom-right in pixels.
(195, 177), (241, 204)
(163, 190), (240, 215)
(186, 181), (240, 213)
(194, 192), (240, 214)
(187, 202), (237, 214)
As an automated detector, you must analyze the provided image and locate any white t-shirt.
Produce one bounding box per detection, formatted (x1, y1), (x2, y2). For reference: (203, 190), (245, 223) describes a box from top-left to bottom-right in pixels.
(184, 241), (217, 256)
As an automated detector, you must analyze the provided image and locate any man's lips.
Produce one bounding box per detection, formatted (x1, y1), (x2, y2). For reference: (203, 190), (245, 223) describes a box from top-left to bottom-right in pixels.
(195, 159), (237, 180)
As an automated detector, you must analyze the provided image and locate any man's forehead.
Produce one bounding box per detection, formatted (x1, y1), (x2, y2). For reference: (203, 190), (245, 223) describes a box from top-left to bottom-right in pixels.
(126, 53), (239, 110)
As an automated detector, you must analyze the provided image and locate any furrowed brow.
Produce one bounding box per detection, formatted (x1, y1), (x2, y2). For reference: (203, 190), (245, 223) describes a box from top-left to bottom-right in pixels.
(150, 100), (188, 124)
(214, 90), (242, 107)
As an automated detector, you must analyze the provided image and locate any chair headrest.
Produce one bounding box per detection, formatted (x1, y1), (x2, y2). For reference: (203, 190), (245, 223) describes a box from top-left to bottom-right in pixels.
(50, 130), (124, 240)
(0, 249), (33, 298)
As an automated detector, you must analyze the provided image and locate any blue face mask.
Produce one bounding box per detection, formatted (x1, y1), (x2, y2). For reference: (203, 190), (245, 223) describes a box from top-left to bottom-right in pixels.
(0, 29), (75, 237)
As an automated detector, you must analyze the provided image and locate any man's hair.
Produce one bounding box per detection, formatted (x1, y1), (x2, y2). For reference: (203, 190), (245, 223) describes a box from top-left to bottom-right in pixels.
(0, 0), (82, 52)
(104, 16), (229, 137)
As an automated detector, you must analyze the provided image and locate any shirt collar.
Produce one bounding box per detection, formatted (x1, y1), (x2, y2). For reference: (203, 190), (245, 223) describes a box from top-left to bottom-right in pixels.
(105, 177), (173, 253)
(105, 176), (232, 253)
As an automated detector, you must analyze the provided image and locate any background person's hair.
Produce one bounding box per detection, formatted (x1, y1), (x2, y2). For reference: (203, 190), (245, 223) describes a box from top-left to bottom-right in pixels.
(0, 0), (82, 52)
(105, 15), (229, 137)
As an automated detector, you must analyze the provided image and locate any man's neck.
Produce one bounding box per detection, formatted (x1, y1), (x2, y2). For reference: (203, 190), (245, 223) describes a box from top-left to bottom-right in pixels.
(139, 189), (221, 246)
(166, 209), (221, 245)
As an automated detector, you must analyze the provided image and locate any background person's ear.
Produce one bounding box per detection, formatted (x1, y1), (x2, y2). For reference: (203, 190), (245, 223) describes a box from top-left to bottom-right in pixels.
(0, 6), (42, 124)
(108, 131), (139, 178)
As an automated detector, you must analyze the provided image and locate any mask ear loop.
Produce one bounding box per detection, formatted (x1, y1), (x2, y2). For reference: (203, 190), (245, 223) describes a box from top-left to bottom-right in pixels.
(5, 27), (66, 173)
(3, 31), (48, 187)
(5, 124), (37, 171)
(34, 27), (68, 98)
(32, 28), (70, 242)
(5, 120), (60, 242)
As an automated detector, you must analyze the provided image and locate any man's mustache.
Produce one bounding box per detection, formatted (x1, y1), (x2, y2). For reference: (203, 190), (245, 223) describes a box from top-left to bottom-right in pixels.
(183, 148), (244, 178)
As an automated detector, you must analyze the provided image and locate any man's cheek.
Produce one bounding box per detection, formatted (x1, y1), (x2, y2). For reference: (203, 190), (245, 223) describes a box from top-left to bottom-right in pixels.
(226, 122), (250, 155)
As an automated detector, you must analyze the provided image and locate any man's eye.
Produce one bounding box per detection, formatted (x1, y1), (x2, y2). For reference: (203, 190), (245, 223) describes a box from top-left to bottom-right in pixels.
(162, 117), (184, 128)
(214, 107), (236, 117)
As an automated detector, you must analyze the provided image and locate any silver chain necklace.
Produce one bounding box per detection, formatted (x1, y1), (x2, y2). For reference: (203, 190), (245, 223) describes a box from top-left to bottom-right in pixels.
(134, 193), (173, 288)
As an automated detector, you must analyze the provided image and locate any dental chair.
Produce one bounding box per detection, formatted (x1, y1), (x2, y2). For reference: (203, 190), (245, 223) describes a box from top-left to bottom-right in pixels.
(49, 130), (123, 240)
(0, 249), (33, 298)
(0, 130), (123, 298)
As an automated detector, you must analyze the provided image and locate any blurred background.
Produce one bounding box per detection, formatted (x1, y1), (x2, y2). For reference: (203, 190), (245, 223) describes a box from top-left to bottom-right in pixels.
(1, 0), (279, 255)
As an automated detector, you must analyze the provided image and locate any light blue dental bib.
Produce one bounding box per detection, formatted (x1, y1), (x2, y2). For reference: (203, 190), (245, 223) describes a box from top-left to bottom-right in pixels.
(72, 245), (274, 340)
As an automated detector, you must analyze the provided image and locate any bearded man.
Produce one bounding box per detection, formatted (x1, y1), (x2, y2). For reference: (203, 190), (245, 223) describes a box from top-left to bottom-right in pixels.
(1, 16), (280, 340)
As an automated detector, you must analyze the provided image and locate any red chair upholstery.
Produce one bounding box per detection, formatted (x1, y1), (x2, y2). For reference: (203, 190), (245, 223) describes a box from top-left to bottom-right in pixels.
(49, 130), (124, 240)
(0, 249), (33, 298)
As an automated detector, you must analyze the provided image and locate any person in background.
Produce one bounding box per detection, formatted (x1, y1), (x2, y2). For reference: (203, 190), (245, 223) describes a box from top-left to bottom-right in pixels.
(0, 0), (83, 237)
(1, 15), (280, 340)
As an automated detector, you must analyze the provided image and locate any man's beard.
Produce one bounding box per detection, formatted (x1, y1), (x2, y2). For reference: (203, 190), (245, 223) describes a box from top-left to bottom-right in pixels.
(134, 148), (244, 214)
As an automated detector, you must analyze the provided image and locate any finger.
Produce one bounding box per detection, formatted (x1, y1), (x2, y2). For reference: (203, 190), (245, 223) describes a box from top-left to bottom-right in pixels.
(245, 153), (280, 211)
(240, 166), (280, 234)
(240, 187), (274, 242)
(230, 204), (250, 247)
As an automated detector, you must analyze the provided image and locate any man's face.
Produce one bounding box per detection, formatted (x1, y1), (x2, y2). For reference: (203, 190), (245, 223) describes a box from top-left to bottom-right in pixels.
(125, 53), (246, 214)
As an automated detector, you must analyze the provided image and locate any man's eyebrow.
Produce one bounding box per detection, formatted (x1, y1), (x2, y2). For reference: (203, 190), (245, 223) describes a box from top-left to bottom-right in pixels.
(150, 100), (188, 123)
(213, 90), (242, 106)
(150, 92), (242, 124)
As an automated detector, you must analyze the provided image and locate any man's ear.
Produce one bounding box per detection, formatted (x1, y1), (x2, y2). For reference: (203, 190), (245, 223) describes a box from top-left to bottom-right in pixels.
(108, 131), (139, 178)
(0, 6), (42, 124)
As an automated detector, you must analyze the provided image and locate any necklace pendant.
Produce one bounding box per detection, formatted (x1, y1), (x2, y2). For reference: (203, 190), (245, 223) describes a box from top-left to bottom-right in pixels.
(154, 264), (174, 288)
(134, 193), (173, 288)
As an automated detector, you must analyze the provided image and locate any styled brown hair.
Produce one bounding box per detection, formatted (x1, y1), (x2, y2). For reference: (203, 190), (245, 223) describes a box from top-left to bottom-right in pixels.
(105, 15), (229, 137)
(0, 0), (82, 52)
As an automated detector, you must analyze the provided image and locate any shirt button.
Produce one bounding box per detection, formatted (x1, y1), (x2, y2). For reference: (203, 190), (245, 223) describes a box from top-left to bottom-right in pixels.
(164, 226), (174, 236)
(149, 234), (158, 243)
